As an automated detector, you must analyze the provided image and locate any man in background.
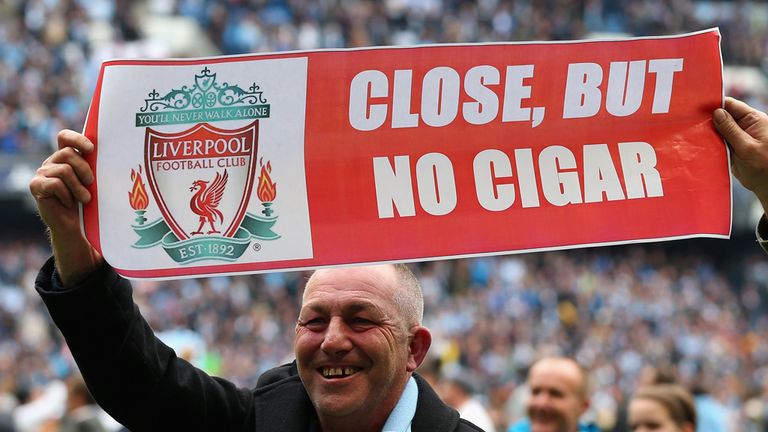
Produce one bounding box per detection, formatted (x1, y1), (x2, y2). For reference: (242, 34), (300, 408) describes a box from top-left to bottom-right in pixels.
(440, 373), (496, 432)
(57, 377), (106, 432)
(508, 357), (598, 432)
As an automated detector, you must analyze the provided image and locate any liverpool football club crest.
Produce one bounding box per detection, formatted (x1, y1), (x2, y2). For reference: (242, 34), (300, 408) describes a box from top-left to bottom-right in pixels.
(129, 67), (280, 264)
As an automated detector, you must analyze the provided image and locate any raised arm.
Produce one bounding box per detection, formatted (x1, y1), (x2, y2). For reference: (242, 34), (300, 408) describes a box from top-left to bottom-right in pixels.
(713, 97), (768, 214)
(30, 130), (261, 431)
(28, 129), (103, 285)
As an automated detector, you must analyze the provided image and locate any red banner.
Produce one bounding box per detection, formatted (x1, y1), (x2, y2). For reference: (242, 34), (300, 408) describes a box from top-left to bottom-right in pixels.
(83, 29), (728, 279)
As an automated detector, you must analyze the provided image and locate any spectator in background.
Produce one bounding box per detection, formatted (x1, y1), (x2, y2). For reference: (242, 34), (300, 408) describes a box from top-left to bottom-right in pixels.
(628, 384), (696, 432)
(508, 357), (598, 432)
(57, 376), (106, 432)
(612, 365), (679, 432)
(440, 372), (497, 432)
(11, 376), (67, 432)
(689, 375), (728, 432)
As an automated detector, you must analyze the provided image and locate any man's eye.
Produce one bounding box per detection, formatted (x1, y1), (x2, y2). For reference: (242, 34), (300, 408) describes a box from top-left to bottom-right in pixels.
(350, 317), (375, 327)
(301, 318), (326, 329)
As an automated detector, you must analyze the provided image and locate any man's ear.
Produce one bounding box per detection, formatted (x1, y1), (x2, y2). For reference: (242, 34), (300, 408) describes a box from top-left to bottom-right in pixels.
(581, 398), (590, 415)
(406, 327), (432, 372)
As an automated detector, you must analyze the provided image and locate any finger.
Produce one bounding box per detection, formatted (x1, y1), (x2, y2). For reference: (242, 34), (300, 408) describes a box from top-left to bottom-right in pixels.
(57, 129), (94, 154)
(30, 177), (75, 209)
(47, 147), (95, 185)
(37, 162), (92, 203)
(724, 97), (768, 125)
(713, 107), (757, 153)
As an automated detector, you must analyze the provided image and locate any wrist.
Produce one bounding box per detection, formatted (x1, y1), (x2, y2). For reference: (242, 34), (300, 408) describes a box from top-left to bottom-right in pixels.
(757, 215), (768, 255)
(755, 190), (768, 216)
(54, 253), (101, 287)
(48, 229), (102, 287)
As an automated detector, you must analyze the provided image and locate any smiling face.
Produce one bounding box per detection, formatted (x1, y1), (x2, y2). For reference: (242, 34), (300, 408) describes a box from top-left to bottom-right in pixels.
(526, 358), (588, 432)
(294, 265), (430, 430)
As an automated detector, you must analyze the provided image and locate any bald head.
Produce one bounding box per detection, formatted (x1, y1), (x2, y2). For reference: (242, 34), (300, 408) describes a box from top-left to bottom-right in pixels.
(305, 263), (424, 328)
(530, 357), (588, 401)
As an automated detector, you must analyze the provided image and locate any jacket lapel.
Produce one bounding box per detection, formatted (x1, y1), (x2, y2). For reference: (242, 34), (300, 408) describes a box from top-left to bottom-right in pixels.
(411, 374), (460, 432)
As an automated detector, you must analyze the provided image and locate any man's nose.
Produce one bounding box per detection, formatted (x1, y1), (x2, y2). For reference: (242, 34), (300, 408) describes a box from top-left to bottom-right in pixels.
(530, 392), (550, 407)
(320, 317), (353, 355)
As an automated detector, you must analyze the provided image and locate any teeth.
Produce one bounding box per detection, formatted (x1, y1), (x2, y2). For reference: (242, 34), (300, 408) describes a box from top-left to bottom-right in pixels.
(322, 367), (359, 378)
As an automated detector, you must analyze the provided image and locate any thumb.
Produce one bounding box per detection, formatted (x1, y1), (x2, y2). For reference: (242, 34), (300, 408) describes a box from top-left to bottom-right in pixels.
(713, 108), (756, 152)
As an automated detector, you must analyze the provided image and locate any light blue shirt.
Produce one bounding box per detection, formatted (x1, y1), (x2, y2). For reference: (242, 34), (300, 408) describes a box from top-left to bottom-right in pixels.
(694, 395), (728, 432)
(508, 419), (600, 432)
(382, 376), (419, 432)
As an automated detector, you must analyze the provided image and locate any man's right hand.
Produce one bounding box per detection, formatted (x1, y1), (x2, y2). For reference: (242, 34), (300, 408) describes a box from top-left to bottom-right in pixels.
(713, 97), (768, 213)
(29, 130), (103, 286)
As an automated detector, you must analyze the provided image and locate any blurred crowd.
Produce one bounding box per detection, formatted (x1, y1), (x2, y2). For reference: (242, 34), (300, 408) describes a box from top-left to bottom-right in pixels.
(4, 236), (768, 431)
(2, 0), (768, 158)
(5, 0), (768, 431)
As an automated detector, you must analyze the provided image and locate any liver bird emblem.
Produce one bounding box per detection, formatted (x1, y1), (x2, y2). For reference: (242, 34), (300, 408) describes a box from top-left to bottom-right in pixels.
(189, 170), (228, 235)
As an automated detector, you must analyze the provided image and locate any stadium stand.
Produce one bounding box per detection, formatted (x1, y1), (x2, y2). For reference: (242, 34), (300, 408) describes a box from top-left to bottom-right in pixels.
(3, 1), (768, 430)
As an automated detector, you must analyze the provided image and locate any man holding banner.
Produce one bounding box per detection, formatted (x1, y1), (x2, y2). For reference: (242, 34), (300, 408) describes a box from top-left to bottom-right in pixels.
(28, 89), (768, 432)
(30, 135), (483, 429)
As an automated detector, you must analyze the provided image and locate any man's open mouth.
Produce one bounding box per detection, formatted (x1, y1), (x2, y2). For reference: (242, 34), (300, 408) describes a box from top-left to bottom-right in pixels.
(320, 367), (360, 378)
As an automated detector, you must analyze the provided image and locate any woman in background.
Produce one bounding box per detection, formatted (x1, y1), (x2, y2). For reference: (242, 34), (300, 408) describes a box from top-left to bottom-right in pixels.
(628, 384), (696, 432)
